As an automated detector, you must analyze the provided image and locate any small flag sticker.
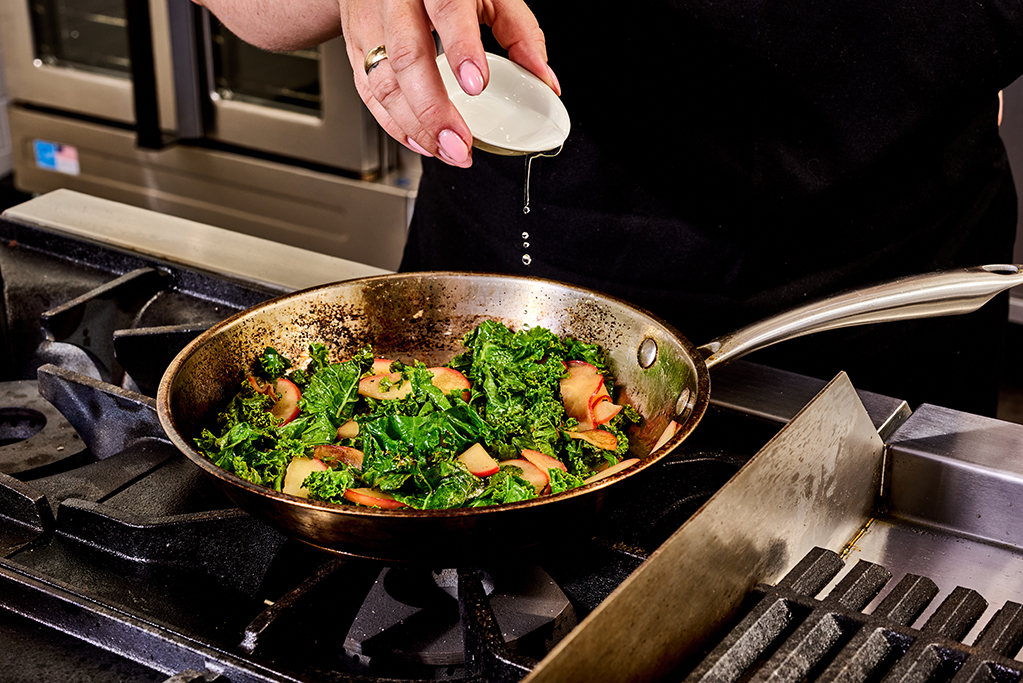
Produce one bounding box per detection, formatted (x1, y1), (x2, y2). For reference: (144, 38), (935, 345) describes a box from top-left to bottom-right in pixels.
(33, 140), (80, 175)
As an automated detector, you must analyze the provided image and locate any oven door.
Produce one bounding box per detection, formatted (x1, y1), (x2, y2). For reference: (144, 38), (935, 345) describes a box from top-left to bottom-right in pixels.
(0, 0), (177, 130)
(189, 12), (382, 177)
(0, 0), (384, 177)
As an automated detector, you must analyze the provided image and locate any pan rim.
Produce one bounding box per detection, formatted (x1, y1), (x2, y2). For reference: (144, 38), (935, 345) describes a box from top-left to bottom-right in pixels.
(155, 270), (711, 520)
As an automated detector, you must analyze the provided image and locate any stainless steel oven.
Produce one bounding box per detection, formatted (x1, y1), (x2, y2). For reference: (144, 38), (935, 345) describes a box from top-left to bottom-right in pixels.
(0, 0), (418, 270)
(0, 32), (11, 178)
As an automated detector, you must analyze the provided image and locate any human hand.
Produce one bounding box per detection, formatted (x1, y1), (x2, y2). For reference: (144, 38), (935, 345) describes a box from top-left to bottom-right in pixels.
(341, 0), (560, 168)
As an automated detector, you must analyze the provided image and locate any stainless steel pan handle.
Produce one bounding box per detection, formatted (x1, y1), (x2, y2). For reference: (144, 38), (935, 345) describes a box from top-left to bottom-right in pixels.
(698, 265), (1023, 370)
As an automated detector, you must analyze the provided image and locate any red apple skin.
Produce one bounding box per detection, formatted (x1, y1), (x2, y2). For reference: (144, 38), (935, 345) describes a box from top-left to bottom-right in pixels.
(560, 361), (603, 430)
(583, 458), (641, 485)
(522, 448), (568, 473)
(344, 487), (407, 509)
(313, 444), (364, 470)
(457, 443), (500, 477)
(270, 377), (302, 424)
(248, 376), (271, 395)
(429, 367), (471, 400)
(282, 456), (329, 498)
(501, 458), (549, 494)
(371, 358), (395, 374)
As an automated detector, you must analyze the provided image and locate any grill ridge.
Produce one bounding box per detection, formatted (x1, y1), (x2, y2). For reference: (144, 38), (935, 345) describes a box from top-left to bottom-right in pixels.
(684, 548), (1023, 683)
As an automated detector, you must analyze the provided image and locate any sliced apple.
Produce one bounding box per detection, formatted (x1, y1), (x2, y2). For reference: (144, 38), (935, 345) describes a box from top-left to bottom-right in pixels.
(358, 367), (470, 401)
(560, 361), (604, 430)
(590, 382), (612, 405)
(269, 377), (302, 425)
(653, 420), (680, 451)
(429, 367), (471, 400)
(282, 456), (328, 498)
(371, 358), (395, 374)
(583, 458), (641, 485)
(358, 372), (413, 400)
(248, 376), (272, 395)
(522, 448), (568, 474)
(336, 419), (359, 439)
(589, 377), (626, 426)
(458, 443), (500, 477)
(344, 487), (407, 509)
(501, 458), (549, 494)
(567, 429), (619, 451)
(313, 444), (364, 470)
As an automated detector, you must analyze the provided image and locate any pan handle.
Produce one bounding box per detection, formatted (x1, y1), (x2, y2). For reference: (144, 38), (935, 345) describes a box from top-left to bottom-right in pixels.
(697, 264), (1023, 370)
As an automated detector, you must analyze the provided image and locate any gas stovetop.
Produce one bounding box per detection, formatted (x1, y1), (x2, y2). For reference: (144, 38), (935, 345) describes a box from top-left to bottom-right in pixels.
(0, 191), (912, 683)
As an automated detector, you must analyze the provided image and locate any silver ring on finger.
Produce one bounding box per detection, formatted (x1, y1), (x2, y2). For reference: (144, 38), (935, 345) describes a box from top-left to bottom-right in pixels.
(364, 45), (388, 75)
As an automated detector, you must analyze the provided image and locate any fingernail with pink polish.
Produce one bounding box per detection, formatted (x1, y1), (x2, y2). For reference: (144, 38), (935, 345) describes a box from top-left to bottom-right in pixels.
(458, 61), (485, 96)
(547, 65), (561, 95)
(438, 129), (470, 165)
(406, 136), (433, 157)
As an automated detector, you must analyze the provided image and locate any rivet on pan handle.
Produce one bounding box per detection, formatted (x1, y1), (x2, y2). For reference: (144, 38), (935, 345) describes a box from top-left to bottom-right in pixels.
(637, 337), (659, 369)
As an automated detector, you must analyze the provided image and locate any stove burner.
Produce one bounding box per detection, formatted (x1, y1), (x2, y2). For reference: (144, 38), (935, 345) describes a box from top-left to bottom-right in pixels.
(344, 564), (576, 677)
(684, 547), (1023, 683)
(0, 380), (82, 476)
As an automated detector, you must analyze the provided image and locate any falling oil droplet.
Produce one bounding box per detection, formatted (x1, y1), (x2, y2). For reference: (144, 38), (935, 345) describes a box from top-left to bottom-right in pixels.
(522, 232), (529, 240)
(522, 254), (532, 265)
(523, 242), (530, 248)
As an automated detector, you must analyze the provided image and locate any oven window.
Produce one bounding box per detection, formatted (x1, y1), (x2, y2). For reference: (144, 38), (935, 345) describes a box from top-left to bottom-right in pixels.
(210, 18), (322, 116)
(29, 0), (131, 77)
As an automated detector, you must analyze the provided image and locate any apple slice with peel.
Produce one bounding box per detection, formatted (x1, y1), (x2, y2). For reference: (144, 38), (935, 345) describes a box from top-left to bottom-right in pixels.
(248, 376), (271, 395)
(501, 458), (549, 494)
(359, 367), (471, 401)
(567, 429), (619, 451)
(250, 376), (302, 425)
(560, 361), (604, 430)
(270, 377), (302, 425)
(429, 367), (471, 400)
(313, 444), (363, 470)
(522, 448), (568, 474)
(371, 358), (395, 374)
(458, 443), (500, 477)
(590, 396), (623, 425)
(344, 487), (407, 509)
(282, 456), (328, 498)
(358, 372), (412, 400)
(583, 458), (641, 485)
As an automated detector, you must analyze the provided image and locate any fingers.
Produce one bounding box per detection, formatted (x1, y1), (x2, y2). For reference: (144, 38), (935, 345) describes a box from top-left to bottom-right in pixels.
(340, 0), (556, 168)
(428, 0), (490, 97)
(344, 0), (474, 167)
(483, 0), (559, 95)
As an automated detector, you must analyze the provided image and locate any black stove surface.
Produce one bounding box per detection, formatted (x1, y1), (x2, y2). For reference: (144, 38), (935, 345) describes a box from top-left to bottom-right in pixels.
(0, 210), (782, 682)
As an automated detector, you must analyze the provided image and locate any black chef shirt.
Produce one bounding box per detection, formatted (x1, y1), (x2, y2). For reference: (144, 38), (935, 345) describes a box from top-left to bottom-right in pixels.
(401, 1), (1023, 415)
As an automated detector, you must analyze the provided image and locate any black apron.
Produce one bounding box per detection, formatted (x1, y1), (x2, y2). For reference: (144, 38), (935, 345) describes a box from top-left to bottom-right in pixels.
(401, 1), (1023, 415)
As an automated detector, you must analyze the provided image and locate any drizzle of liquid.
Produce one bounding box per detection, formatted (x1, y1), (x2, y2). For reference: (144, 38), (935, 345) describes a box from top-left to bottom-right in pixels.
(522, 145), (564, 215)
(522, 254), (532, 265)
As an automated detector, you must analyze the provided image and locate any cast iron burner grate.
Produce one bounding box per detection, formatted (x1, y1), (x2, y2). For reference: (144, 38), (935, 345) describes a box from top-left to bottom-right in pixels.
(684, 547), (1023, 683)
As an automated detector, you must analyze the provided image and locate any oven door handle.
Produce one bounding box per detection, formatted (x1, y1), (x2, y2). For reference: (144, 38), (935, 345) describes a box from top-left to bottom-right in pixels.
(166, 0), (209, 141)
(124, 0), (165, 149)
